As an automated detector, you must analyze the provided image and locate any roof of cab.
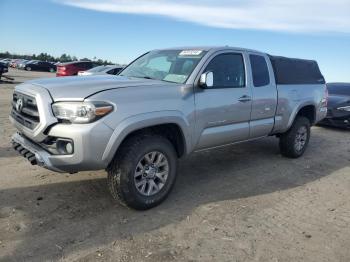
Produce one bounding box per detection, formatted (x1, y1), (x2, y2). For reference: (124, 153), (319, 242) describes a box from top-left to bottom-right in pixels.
(157, 46), (265, 54)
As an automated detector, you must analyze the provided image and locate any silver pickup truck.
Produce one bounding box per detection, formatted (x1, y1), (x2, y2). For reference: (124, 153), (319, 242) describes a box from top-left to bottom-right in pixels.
(10, 47), (328, 209)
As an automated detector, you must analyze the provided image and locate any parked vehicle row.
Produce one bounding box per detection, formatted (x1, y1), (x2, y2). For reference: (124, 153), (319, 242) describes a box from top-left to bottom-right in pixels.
(1, 58), (57, 72)
(9, 46), (328, 210)
(1, 58), (123, 77)
(0, 58), (12, 66)
(10, 59), (30, 68)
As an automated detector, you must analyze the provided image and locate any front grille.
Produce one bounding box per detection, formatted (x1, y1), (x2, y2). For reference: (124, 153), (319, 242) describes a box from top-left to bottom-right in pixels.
(11, 92), (40, 130)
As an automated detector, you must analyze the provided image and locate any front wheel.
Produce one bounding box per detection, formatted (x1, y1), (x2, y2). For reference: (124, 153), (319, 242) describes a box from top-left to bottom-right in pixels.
(107, 135), (178, 210)
(25, 67), (31, 71)
(279, 117), (311, 158)
(49, 68), (55, 73)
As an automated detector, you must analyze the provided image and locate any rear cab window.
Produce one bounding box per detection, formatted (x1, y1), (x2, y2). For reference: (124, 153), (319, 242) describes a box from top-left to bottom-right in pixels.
(250, 54), (270, 87)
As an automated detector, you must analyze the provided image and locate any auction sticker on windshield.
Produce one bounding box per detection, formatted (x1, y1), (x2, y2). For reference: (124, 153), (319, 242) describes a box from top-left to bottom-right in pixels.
(179, 50), (203, 56)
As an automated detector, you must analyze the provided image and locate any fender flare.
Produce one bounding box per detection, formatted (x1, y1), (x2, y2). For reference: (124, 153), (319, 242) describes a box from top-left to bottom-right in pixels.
(102, 110), (191, 164)
(286, 102), (316, 130)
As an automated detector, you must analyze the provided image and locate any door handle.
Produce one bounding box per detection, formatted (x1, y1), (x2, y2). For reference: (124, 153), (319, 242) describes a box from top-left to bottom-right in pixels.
(238, 95), (251, 102)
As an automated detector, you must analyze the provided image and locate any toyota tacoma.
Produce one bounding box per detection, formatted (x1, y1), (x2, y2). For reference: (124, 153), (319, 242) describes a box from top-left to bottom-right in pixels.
(10, 47), (328, 209)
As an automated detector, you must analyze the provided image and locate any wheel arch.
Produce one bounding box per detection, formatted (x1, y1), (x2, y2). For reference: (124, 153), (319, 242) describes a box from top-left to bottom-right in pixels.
(102, 111), (191, 165)
(287, 103), (316, 130)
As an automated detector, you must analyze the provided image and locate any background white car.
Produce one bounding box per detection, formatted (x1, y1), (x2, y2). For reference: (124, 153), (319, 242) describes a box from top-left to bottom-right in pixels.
(78, 65), (123, 76)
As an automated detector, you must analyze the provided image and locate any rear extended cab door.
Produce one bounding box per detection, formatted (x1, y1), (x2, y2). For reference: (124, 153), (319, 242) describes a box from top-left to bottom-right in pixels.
(247, 52), (278, 138)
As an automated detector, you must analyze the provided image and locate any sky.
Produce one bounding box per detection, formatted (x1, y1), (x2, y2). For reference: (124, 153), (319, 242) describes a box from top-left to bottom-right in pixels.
(1, 0), (350, 82)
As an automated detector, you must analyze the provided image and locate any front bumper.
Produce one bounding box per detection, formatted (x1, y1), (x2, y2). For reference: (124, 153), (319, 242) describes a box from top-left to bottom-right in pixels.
(318, 107), (350, 128)
(12, 132), (65, 173)
(10, 83), (116, 173)
(319, 117), (350, 128)
(11, 121), (114, 173)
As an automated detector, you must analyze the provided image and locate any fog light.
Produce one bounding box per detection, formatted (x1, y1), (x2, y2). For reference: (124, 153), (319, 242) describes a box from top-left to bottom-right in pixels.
(65, 142), (73, 154)
(56, 139), (74, 155)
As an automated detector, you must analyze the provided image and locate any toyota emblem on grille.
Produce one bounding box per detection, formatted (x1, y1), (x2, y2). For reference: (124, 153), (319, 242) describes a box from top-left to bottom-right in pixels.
(16, 98), (24, 112)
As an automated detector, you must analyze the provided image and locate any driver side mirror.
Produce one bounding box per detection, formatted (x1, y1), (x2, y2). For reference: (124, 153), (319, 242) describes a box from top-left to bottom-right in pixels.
(199, 71), (214, 88)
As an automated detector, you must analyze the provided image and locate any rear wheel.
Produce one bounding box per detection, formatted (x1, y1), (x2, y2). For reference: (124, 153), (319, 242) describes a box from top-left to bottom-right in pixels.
(25, 67), (31, 71)
(279, 117), (311, 158)
(107, 135), (178, 210)
(49, 68), (55, 73)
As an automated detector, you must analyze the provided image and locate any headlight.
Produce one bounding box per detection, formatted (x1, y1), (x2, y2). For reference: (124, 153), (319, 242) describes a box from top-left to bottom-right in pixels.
(52, 101), (113, 123)
(337, 106), (350, 112)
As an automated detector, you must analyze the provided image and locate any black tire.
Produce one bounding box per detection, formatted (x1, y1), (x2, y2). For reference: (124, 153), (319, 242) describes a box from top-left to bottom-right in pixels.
(279, 116), (311, 158)
(49, 68), (55, 73)
(107, 135), (178, 210)
(25, 67), (31, 71)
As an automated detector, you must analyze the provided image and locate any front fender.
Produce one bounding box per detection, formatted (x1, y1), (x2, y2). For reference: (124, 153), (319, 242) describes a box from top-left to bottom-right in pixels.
(102, 111), (191, 164)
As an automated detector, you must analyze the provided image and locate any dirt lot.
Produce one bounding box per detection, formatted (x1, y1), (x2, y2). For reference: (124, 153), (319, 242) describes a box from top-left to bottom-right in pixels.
(0, 69), (350, 262)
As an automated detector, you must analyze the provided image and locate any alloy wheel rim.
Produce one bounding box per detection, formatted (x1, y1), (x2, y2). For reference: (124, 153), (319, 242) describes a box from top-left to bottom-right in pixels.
(134, 151), (169, 196)
(294, 126), (308, 152)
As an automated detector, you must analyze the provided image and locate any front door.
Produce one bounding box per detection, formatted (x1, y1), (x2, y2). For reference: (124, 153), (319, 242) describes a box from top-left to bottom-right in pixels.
(194, 52), (252, 150)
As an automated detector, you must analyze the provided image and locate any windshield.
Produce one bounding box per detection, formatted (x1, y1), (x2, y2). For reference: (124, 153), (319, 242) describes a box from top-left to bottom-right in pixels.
(120, 49), (207, 84)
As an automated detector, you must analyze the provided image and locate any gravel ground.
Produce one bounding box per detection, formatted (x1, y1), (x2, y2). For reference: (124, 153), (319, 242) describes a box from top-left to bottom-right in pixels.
(0, 69), (350, 262)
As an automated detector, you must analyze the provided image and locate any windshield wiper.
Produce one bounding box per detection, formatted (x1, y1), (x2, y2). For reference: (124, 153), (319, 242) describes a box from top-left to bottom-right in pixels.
(126, 75), (155, 80)
(141, 76), (153, 80)
(140, 76), (177, 84)
(124, 75), (176, 83)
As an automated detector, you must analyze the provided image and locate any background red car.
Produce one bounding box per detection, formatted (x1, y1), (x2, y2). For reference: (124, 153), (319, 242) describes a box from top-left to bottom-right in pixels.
(56, 61), (94, 77)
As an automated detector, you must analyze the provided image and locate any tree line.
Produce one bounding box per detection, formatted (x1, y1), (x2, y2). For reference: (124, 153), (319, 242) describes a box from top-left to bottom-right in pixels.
(0, 51), (119, 65)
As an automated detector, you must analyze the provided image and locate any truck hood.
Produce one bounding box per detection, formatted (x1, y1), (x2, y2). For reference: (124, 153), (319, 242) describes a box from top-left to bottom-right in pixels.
(28, 75), (162, 101)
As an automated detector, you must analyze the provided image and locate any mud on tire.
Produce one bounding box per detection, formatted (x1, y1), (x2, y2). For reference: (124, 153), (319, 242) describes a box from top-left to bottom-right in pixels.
(279, 116), (311, 158)
(107, 135), (178, 210)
